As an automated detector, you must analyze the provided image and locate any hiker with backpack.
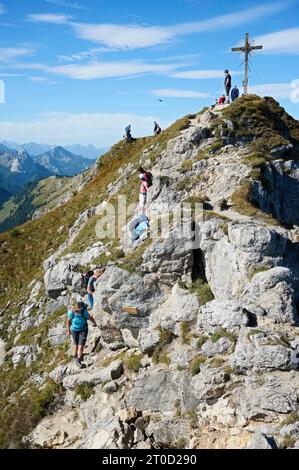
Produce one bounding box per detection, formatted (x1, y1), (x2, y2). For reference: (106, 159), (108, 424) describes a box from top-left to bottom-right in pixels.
(125, 125), (136, 143)
(231, 85), (239, 102)
(67, 300), (98, 368)
(138, 167), (152, 214)
(154, 122), (161, 135)
(86, 268), (104, 311)
(138, 167), (153, 187)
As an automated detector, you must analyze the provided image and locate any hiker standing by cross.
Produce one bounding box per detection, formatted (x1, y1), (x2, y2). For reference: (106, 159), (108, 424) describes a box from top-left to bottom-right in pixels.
(232, 33), (263, 95)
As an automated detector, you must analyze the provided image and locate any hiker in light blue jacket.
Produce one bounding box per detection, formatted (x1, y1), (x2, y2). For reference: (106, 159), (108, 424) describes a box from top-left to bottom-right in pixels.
(67, 300), (97, 368)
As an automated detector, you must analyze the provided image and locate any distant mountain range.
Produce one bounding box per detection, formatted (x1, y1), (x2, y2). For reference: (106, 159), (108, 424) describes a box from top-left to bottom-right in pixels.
(34, 146), (94, 176)
(0, 145), (52, 203)
(0, 141), (108, 159)
(0, 143), (101, 206)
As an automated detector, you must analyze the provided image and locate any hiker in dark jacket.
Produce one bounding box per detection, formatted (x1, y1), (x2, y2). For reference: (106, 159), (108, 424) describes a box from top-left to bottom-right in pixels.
(154, 121), (161, 135)
(87, 268), (103, 311)
(231, 85), (239, 102)
(125, 125), (136, 143)
(67, 300), (97, 368)
(224, 69), (232, 104)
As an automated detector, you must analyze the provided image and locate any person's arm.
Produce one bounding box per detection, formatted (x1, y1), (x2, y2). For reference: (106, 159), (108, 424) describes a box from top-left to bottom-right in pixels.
(87, 278), (93, 294)
(87, 312), (97, 327)
(143, 180), (149, 192)
(67, 317), (72, 336)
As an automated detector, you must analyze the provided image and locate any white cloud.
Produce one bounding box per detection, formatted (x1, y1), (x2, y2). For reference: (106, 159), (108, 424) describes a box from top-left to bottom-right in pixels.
(28, 2), (289, 50)
(0, 112), (169, 146)
(58, 47), (113, 62)
(45, 0), (86, 9)
(172, 69), (242, 79)
(29, 76), (48, 82)
(0, 73), (23, 77)
(11, 62), (49, 71)
(72, 22), (175, 49)
(254, 28), (299, 55)
(0, 47), (35, 62)
(152, 88), (209, 98)
(248, 83), (294, 100)
(170, 2), (287, 35)
(28, 13), (72, 24)
(29, 76), (59, 84)
(47, 60), (182, 79)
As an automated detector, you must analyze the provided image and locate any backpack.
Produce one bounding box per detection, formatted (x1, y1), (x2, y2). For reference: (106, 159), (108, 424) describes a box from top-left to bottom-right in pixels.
(82, 270), (94, 290)
(145, 171), (153, 187)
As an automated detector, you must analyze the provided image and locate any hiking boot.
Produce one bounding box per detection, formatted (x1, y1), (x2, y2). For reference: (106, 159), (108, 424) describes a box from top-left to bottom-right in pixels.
(76, 357), (84, 369)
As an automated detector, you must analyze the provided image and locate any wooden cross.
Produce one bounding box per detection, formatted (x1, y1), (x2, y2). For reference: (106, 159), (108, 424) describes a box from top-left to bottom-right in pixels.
(232, 33), (263, 95)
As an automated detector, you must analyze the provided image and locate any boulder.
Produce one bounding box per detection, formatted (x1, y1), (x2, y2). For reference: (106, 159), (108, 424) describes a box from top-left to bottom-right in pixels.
(93, 266), (164, 333)
(138, 328), (160, 354)
(128, 367), (199, 413)
(138, 285), (199, 352)
(199, 221), (288, 301)
(146, 418), (191, 448)
(241, 267), (298, 324)
(145, 284), (199, 333)
(0, 338), (6, 365)
(48, 322), (66, 347)
(236, 372), (299, 422)
(201, 337), (234, 357)
(230, 329), (296, 372)
(12, 345), (41, 368)
(62, 360), (123, 389)
(246, 432), (277, 449)
(141, 229), (194, 285)
(197, 300), (249, 334)
(26, 410), (84, 449)
(49, 363), (80, 384)
(280, 422), (299, 439)
(44, 260), (75, 299)
(251, 160), (299, 226)
(191, 366), (230, 401)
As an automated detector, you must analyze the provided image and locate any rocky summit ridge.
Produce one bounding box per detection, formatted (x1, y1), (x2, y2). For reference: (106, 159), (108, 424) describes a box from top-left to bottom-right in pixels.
(0, 95), (299, 449)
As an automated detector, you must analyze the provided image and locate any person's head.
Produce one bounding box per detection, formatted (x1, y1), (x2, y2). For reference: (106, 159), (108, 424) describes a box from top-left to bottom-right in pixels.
(234, 85), (238, 88)
(72, 299), (87, 312)
(225, 69), (229, 74)
(139, 174), (145, 181)
(78, 300), (87, 310)
(94, 268), (103, 279)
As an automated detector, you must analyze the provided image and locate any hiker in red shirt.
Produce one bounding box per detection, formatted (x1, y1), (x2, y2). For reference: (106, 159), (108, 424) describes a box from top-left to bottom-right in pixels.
(139, 173), (149, 214)
(218, 95), (226, 105)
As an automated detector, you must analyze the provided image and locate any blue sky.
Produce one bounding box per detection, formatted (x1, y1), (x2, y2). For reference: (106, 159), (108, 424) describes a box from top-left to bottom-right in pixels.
(0, 0), (298, 146)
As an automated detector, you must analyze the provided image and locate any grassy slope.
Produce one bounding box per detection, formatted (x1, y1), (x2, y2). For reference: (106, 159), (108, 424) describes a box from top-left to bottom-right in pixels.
(0, 170), (93, 232)
(0, 115), (192, 312)
(216, 95), (299, 223)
